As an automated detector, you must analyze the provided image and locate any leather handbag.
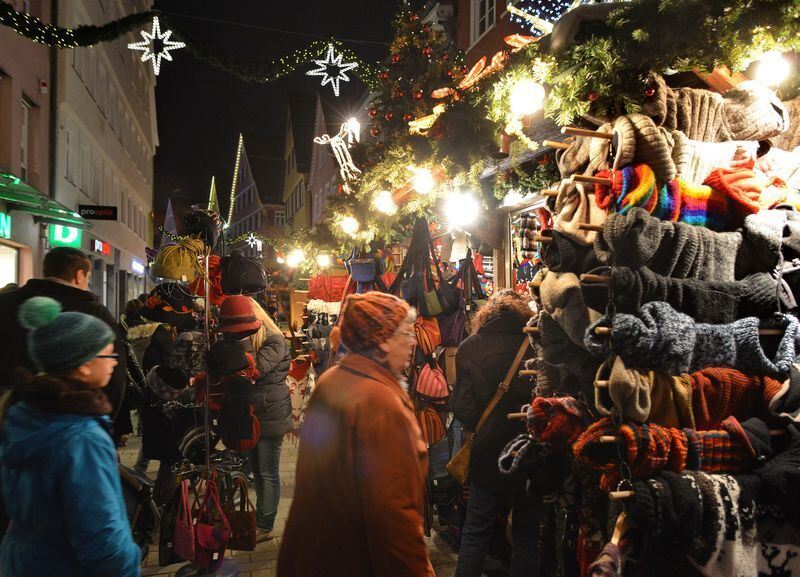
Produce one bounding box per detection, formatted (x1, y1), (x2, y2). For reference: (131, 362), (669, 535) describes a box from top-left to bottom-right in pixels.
(224, 477), (257, 551)
(220, 249), (268, 295)
(415, 363), (449, 401)
(173, 479), (196, 562)
(194, 478), (231, 570)
(446, 337), (530, 485)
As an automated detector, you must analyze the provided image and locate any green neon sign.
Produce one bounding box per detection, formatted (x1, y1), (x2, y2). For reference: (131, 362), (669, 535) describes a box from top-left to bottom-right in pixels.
(49, 224), (82, 248)
(0, 212), (10, 239)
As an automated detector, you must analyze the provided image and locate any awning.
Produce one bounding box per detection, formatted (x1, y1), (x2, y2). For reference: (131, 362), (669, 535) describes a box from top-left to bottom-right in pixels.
(0, 171), (90, 229)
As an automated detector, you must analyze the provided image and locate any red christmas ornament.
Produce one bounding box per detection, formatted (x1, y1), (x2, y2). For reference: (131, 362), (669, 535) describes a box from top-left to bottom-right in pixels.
(645, 87), (656, 97)
(370, 126), (381, 137)
(588, 92), (599, 102)
(422, 24), (431, 34)
(422, 46), (433, 57)
(378, 70), (389, 80)
(393, 89), (406, 98)
(391, 53), (402, 64)
(446, 69), (454, 78)
(440, 53), (449, 62)
(403, 113), (414, 122)
(410, 13), (419, 21)
(368, 108), (378, 118)
(384, 111), (394, 121)
(413, 90), (424, 101)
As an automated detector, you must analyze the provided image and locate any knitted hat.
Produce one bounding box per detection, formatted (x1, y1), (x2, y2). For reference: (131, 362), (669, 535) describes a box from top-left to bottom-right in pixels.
(150, 238), (207, 282)
(539, 270), (600, 348)
(339, 291), (410, 353)
(206, 339), (250, 381)
(553, 169), (608, 246)
(218, 296), (260, 335)
(594, 356), (653, 423)
(19, 296), (115, 374)
(528, 396), (586, 446)
(771, 96), (800, 151)
(723, 81), (789, 141)
(589, 116), (635, 172)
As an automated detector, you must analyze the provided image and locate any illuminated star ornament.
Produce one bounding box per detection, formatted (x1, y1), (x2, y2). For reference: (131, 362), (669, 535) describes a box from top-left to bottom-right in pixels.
(306, 44), (358, 97)
(127, 17), (185, 76)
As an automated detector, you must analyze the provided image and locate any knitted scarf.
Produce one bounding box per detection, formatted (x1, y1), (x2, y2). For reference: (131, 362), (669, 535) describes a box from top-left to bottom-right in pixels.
(12, 367), (112, 416)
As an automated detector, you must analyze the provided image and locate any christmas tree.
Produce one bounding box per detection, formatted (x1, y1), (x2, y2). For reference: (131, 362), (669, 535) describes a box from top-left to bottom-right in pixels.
(367, 4), (464, 157)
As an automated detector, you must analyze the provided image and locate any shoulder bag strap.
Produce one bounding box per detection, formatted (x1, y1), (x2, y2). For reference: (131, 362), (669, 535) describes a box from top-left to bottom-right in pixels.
(474, 337), (530, 433)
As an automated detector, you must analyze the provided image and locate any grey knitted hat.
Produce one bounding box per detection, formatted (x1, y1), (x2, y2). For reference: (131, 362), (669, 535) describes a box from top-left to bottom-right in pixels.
(585, 301), (800, 377)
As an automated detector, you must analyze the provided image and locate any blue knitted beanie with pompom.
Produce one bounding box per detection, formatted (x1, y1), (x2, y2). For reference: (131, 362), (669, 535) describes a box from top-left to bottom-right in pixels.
(19, 296), (114, 374)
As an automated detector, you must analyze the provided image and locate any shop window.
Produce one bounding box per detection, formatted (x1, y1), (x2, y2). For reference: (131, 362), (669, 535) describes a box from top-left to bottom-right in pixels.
(0, 244), (18, 287)
(19, 98), (31, 181)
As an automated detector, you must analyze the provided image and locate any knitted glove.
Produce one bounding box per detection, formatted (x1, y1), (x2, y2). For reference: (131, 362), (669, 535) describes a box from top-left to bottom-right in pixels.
(585, 301), (800, 377)
(581, 265), (779, 323)
(594, 208), (785, 281)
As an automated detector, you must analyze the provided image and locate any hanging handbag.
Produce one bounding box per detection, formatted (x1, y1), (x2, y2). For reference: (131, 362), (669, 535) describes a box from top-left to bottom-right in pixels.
(414, 316), (442, 356)
(194, 478), (231, 570)
(220, 249), (268, 295)
(224, 476), (257, 551)
(415, 362), (449, 401)
(446, 337), (530, 485)
(173, 479), (196, 562)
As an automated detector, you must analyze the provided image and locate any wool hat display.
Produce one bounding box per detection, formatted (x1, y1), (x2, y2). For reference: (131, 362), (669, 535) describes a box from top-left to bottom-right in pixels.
(538, 270), (601, 349)
(206, 339), (250, 380)
(218, 295), (261, 335)
(594, 207), (785, 281)
(19, 296), (115, 374)
(220, 249), (268, 296)
(339, 291), (410, 353)
(150, 238), (207, 282)
(585, 301), (800, 377)
(581, 265), (779, 323)
(553, 169), (608, 246)
(538, 312), (600, 402)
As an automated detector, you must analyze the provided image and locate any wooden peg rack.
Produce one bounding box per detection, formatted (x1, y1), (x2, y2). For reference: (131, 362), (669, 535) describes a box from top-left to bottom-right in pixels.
(561, 126), (613, 140)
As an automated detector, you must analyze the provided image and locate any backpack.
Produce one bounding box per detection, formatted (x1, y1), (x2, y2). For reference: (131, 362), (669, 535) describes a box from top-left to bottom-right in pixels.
(218, 376), (260, 452)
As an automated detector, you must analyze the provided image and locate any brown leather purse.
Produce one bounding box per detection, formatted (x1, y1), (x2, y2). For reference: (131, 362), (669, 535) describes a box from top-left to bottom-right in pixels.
(446, 337), (530, 485)
(223, 476), (257, 551)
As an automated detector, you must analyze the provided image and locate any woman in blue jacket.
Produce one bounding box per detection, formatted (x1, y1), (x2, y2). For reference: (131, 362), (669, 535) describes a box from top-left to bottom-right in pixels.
(0, 297), (140, 577)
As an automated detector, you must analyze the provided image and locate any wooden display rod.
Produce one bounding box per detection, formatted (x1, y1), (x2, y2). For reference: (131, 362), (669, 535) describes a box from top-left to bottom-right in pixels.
(541, 189), (559, 197)
(595, 380), (610, 388)
(519, 369), (538, 376)
(523, 326), (540, 334)
(507, 412), (528, 420)
(543, 139), (572, 150)
(572, 174), (613, 186)
(561, 126), (613, 140)
(599, 435), (622, 443)
(578, 223), (604, 232)
(594, 326), (612, 335)
(534, 234), (552, 244)
(580, 273), (609, 283)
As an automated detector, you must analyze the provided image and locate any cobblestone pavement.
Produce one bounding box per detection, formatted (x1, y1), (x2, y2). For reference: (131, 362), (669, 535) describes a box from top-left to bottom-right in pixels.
(119, 434), (459, 576)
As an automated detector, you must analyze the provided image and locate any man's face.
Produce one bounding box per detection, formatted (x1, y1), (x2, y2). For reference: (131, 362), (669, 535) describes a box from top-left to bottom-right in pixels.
(75, 268), (91, 291)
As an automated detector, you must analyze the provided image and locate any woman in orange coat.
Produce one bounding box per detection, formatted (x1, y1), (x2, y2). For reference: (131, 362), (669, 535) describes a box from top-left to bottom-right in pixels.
(278, 292), (434, 577)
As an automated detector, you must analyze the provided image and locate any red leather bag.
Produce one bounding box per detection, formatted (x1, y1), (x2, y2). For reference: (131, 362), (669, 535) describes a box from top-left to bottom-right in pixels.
(173, 479), (196, 561)
(194, 479), (231, 571)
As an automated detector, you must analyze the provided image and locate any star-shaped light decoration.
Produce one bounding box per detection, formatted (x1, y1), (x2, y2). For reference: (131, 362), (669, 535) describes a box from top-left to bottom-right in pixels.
(127, 17), (185, 76)
(306, 44), (358, 97)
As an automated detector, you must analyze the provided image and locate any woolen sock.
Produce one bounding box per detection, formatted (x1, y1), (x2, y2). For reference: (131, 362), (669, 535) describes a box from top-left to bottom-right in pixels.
(585, 301), (800, 378)
(676, 179), (730, 231)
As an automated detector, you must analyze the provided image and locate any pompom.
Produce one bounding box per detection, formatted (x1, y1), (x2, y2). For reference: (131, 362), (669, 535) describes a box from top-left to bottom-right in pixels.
(19, 296), (62, 330)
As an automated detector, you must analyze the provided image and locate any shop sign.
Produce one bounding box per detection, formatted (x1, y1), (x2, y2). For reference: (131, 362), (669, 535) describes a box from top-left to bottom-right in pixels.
(93, 239), (112, 256)
(131, 258), (145, 274)
(0, 211), (10, 239)
(78, 205), (118, 221)
(49, 225), (82, 248)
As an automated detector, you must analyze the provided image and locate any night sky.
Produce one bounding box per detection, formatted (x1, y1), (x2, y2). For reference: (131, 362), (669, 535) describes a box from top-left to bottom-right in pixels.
(152, 0), (413, 222)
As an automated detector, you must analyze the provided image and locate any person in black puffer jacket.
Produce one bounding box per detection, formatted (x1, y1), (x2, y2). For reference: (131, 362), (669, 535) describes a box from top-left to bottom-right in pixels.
(451, 290), (542, 577)
(219, 296), (291, 542)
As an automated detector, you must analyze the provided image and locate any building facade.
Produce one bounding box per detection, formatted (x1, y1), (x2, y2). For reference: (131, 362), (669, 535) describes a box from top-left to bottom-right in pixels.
(54, 0), (158, 317)
(0, 0), (55, 286)
(308, 95), (339, 226)
(282, 94), (316, 234)
(453, 0), (516, 65)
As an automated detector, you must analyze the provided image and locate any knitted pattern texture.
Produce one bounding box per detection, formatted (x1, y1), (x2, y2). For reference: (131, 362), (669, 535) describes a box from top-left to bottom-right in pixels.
(584, 302), (800, 377)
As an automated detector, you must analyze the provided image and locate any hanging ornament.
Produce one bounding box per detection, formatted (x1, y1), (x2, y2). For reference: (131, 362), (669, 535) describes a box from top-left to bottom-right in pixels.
(413, 90), (424, 101)
(645, 87), (656, 97)
(422, 46), (433, 57)
(314, 121), (362, 181)
(588, 91), (599, 102)
(368, 107), (378, 118)
(410, 13), (420, 21)
(378, 70), (390, 80)
(422, 24), (432, 34)
(391, 53), (402, 64)
(403, 113), (414, 122)
(370, 126), (381, 137)
(127, 17), (185, 76)
(385, 111), (394, 121)
(392, 88), (406, 98)
(306, 43), (359, 97)
(441, 53), (449, 62)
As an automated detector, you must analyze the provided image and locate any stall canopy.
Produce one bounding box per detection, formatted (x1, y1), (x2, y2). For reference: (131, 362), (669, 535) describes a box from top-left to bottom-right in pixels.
(0, 171), (89, 229)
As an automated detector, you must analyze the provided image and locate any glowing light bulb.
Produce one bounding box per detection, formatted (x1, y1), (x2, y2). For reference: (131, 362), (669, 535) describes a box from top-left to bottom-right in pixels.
(286, 249), (305, 268)
(510, 79), (545, 117)
(345, 117), (361, 142)
(445, 192), (480, 227)
(409, 166), (435, 194)
(316, 254), (331, 268)
(755, 50), (792, 87)
(339, 215), (360, 236)
(373, 190), (398, 215)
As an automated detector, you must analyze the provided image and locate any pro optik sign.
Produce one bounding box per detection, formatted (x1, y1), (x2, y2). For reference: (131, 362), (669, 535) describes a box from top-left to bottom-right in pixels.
(78, 205), (118, 221)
